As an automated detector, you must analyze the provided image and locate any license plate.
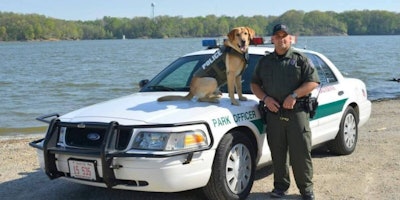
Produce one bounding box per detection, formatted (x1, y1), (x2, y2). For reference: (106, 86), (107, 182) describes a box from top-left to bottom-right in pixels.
(68, 160), (96, 181)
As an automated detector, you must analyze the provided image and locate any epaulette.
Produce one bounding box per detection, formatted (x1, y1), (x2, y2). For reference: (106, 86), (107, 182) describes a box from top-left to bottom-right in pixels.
(292, 50), (307, 59)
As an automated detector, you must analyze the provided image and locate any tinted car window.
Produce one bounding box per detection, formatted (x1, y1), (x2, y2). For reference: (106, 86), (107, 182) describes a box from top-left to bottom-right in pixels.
(140, 53), (263, 94)
(157, 60), (198, 88)
(140, 55), (208, 92)
(141, 51), (342, 94)
(306, 53), (337, 85)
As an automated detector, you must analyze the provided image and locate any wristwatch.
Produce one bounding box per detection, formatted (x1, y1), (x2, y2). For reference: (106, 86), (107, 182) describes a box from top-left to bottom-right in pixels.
(290, 92), (298, 99)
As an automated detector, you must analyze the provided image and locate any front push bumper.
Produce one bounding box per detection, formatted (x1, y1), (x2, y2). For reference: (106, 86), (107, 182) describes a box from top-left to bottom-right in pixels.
(30, 116), (215, 192)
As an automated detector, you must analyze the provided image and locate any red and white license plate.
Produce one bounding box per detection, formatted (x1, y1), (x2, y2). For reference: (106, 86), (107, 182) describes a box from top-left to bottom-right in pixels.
(68, 160), (96, 181)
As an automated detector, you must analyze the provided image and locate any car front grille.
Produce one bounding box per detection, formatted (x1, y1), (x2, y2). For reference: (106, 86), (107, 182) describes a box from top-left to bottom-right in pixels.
(65, 126), (132, 150)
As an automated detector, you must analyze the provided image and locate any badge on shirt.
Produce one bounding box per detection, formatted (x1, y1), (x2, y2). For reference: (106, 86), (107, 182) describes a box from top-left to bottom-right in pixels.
(290, 58), (300, 68)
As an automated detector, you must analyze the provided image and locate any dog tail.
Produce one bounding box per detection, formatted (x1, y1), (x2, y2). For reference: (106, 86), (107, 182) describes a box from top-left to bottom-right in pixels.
(157, 93), (193, 102)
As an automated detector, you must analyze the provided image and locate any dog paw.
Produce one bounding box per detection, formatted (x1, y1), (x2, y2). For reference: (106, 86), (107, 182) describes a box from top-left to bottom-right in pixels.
(199, 98), (219, 103)
(239, 96), (247, 101)
(231, 100), (240, 106)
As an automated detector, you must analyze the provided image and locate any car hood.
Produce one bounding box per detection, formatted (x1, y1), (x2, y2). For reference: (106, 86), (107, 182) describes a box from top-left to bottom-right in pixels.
(60, 92), (258, 125)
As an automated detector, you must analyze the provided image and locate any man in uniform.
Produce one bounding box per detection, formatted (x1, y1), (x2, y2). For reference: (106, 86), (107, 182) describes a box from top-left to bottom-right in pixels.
(250, 24), (320, 200)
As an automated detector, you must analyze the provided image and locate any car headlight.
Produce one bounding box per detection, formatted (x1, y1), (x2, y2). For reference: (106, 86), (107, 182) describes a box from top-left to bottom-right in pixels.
(57, 126), (67, 146)
(132, 129), (209, 151)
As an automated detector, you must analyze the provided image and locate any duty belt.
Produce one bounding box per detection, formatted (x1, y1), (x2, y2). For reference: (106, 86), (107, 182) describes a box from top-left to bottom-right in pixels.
(270, 101), (307, 121)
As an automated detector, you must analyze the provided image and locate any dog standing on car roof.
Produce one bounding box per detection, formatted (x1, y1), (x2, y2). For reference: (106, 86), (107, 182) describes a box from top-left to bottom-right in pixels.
(157, 26), (255, 106)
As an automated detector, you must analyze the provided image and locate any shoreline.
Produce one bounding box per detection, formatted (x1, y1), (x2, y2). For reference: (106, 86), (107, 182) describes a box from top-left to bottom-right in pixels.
(0, 134), (42, 141)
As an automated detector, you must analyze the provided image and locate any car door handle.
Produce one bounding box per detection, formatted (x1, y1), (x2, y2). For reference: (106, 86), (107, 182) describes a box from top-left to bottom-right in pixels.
(338, 91), (344, 96)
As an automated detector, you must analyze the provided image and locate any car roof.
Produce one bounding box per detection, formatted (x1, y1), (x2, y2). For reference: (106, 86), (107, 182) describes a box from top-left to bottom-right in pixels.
(183, 45), (320, 58)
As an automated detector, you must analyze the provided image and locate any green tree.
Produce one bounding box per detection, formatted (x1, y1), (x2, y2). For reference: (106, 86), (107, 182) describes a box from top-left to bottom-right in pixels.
(339, 11), (368, 35)
(23, 24), (35, 40)
(1, 10), (400, 41)
(303, 11), (346, 35)
(130, 17), (153, 38)
(217, 17), (230, 36)
(0, 26), (7, 41)
(366, 10), (399, 35)
(270, 10), (305, 35)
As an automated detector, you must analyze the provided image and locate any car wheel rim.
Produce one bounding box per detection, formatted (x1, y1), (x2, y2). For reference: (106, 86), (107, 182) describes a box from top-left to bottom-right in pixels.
(225, 143), (252, 194)
(343, 113), (357, 149)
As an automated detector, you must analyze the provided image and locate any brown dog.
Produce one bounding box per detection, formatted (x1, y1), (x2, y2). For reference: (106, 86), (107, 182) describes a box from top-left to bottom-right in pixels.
(157, 27), (255, 106)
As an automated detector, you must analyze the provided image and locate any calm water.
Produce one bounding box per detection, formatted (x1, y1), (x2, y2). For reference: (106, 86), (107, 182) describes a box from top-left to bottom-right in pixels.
(1, 36), (399, 136)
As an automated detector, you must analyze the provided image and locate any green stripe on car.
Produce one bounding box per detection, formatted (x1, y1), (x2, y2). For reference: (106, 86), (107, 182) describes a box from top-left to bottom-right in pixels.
(251, 98), (348, 131)
(251, 119), (265, 134)
(312, 98), (348, 120)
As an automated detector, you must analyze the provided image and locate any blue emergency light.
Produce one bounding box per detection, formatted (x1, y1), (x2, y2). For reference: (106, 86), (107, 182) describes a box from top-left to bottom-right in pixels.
(202, 39), (217, 47)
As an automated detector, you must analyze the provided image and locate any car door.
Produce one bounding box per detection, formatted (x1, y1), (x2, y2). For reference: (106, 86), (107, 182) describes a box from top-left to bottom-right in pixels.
(306, 53), (346, 145)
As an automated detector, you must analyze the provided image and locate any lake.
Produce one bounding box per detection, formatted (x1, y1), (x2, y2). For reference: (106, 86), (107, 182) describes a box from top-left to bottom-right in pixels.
(1, 36), (399, 136)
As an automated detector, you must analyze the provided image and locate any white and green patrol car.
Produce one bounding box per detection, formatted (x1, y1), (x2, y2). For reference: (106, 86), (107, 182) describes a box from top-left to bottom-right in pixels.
(30, 38), (371, 200)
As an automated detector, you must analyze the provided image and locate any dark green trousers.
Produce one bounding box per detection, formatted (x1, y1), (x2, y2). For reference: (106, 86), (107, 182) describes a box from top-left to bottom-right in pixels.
(266, 108), (313, 194)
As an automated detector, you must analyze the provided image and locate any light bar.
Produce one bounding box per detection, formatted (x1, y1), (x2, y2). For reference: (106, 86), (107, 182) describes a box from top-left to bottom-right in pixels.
(251, 37), (264, 45)
(202, 39), (217, 47)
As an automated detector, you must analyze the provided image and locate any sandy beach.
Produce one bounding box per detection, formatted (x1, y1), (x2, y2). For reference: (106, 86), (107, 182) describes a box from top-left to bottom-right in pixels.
(0, 99), (399, 200)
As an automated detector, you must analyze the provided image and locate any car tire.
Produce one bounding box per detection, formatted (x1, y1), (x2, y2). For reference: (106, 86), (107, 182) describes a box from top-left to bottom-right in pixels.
(328, 106), (358, 155)
(202, 131), (256, 200)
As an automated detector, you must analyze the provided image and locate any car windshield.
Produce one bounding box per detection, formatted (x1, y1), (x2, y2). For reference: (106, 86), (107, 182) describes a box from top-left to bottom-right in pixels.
(140, 53), (264, 94)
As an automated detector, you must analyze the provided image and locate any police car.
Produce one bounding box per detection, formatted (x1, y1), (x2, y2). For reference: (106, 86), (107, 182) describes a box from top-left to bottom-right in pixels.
(30, 38), (371, 200)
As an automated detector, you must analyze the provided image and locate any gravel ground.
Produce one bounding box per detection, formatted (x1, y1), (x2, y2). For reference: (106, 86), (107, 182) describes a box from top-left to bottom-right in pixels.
(1, 99), (399, 200)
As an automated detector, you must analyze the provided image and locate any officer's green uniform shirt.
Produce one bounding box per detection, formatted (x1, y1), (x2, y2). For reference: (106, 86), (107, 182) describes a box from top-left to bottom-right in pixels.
(252, 47), (320, 102)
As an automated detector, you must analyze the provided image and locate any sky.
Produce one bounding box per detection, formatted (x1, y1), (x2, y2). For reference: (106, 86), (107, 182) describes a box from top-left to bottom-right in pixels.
(1, 0), (399, 21)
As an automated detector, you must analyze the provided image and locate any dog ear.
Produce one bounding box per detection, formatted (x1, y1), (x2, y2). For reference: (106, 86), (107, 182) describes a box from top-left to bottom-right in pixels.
(227, 28), (238, 41)
(246, 27), (255, 39)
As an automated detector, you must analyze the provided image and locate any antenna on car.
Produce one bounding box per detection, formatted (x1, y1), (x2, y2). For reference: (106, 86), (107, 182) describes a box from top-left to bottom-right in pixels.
(315, 83), (323, 99)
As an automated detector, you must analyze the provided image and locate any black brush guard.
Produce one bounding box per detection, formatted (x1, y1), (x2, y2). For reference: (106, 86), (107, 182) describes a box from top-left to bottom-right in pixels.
(29, 113), (213, 188)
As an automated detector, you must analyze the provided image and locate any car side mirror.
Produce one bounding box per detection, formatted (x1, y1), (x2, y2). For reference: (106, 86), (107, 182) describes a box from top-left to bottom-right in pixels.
(139, 79), (149, 88)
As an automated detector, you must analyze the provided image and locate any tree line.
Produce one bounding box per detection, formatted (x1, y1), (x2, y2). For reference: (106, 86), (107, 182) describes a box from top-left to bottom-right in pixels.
(0, 9), (399, 41)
